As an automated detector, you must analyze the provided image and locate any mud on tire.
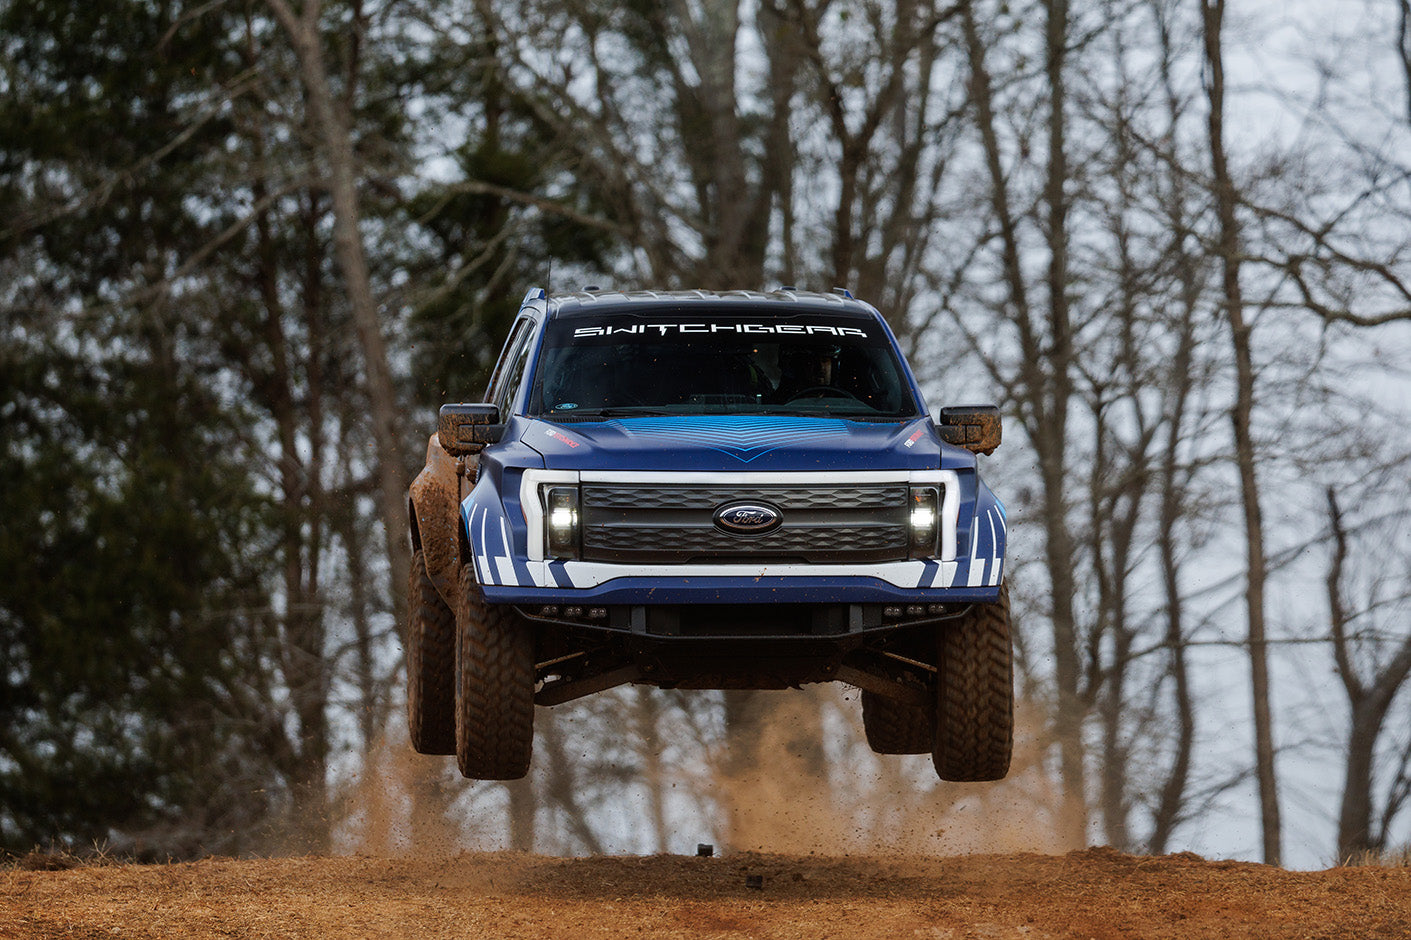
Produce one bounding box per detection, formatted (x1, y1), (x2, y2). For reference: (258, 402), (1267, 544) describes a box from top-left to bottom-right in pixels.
(861, 691), (933, 754)
(933, 583), (1013, 782)
(406, 548), (456, 755)
(454, 562), (535, 780)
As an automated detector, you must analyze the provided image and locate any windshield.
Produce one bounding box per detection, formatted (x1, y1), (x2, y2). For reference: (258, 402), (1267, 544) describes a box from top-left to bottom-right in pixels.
(529, 309), (921, 420)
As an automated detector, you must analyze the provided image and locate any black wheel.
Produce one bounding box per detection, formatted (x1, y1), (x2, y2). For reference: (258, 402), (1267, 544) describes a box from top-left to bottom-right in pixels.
(861, 690), (933, 754)
(932, 583), (1013, 782)
(454, 562), (535, 780)
(406, 548), (456, 755)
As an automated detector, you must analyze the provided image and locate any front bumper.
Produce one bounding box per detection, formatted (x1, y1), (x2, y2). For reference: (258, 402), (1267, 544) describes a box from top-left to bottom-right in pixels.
(465, 467), (1007, 604)
(480, 569), (1002, 606)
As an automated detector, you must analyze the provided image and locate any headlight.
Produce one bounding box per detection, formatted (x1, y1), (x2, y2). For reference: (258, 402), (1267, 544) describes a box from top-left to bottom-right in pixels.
(908, 485), (940, 558)
(544, 485), (580, 559)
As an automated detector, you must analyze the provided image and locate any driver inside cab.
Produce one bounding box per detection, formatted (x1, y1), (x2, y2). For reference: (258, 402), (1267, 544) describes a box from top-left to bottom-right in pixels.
(775, 343), (843, 402)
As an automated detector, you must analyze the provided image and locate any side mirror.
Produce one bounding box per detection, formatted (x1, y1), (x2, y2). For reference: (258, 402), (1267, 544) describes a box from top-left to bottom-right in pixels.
(438, 403), (504, 456)
(936, 405), (1001, 456)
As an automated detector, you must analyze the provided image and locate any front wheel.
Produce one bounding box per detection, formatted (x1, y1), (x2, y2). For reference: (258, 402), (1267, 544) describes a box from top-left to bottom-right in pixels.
(406, 548), (455, 755)
(861, 691), (933, 754)
(932, 583), (1013, 782)
(454, 563), (535, 780)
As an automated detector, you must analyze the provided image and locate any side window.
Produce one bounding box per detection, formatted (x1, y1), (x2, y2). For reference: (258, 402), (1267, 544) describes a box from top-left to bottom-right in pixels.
(484, 317), (532, 407)
(495, 327), (536, 418)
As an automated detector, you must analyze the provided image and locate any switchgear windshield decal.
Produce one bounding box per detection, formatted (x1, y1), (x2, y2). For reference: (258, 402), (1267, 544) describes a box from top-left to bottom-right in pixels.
(572, 322), (869, 338)
(532, 310), (919, 419)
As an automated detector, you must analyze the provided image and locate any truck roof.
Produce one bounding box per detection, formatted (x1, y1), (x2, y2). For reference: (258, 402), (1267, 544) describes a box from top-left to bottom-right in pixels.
(538, 288), (879, 319)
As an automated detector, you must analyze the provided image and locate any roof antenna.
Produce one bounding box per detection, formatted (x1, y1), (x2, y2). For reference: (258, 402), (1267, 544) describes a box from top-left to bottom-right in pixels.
(546, 257), (553, 295)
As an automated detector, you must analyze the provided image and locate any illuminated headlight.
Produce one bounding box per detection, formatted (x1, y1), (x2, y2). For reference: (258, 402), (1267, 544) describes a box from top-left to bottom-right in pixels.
(908, 485), (940, 558)
(544, 485), (580, 559)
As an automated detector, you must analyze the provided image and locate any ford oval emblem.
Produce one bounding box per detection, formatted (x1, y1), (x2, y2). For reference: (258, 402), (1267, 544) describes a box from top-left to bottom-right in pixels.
(713, 502), (783, 536)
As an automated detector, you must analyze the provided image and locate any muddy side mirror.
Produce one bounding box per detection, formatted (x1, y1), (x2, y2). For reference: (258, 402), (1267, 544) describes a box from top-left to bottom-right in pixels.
(936, 405), (1001, 456)
(438, 403), (504, 456)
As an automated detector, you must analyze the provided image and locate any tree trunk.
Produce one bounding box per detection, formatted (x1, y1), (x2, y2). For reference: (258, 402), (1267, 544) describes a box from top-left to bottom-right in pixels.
(266, 0), (410, 630)
(538, 711), (603, 854)
(1148, 315), (1198, 853)
(506, 776), (537, 853)
(1147, 0), (1200, 854)
(720, 689), (768, 851)
(1326, 489), (1411, 859)
(634, 688), (671, 854)
(340, 482), (379, 752)
(1201, 0), (1280, 866)
(1041, 0), (1087, 850)
(247, 117), (331, 850)
(963, 0), (1085, 847)
(1399, 0), (1411, 125)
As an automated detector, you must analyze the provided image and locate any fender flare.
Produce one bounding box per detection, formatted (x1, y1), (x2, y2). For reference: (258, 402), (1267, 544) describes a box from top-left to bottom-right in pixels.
(408, 434), (470, 608)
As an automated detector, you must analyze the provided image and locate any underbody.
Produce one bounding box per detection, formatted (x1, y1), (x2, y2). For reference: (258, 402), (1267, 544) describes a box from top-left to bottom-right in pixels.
(524, 601), (971, 706)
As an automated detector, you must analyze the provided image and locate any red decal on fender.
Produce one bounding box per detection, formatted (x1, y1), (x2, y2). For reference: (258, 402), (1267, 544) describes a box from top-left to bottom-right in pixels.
(545, 428), (580, 448)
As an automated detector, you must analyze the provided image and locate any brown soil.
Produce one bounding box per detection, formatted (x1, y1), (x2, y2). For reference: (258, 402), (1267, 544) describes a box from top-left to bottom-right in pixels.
(3, 848), (1408, 939)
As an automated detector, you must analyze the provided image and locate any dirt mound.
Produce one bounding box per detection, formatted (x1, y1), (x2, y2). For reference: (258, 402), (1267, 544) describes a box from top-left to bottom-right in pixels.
(3, 849), (1408, 939)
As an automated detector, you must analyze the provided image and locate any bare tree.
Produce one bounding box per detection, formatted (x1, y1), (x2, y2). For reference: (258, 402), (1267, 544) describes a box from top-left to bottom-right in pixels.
(1142, 0), (1208, 855)
(1200, 0), (1281, 865)
(1399, 0), (1411, 125)
(958, 0), (1088, 847)
(264, 0), (410, 630)
(781, 0), (967, 320)
(632, 688), (671, 855)
(1325, 489), (1411, 859)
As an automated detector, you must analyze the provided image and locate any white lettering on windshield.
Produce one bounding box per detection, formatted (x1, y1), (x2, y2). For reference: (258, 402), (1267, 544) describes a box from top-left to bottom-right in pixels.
(572, 323), (868, 338)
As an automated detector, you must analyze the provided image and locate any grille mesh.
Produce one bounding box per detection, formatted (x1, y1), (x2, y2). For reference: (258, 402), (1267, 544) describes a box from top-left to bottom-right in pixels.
(580, 483), (911, 563)
(582, 484), (905, 511)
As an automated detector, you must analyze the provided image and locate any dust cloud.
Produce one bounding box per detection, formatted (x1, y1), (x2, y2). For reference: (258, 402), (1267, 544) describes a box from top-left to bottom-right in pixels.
(335, 686), (1076, 861)
(336, 723), (476, 857)
(717, 687), (1078, 858)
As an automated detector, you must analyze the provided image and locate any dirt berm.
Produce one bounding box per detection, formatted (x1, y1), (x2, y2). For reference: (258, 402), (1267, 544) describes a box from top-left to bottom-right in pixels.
(3, 847), (1408, 939)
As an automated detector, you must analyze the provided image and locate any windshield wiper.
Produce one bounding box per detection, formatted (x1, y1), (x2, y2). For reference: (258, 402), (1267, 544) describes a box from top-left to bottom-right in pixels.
(547, 407), (675, 419)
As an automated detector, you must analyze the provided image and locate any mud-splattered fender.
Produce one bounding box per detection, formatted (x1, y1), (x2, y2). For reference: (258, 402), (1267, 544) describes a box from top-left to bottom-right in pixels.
(407, 434), (468, 608)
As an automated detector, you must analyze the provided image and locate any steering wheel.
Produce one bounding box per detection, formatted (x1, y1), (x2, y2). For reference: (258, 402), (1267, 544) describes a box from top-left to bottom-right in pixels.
(786, 385), (862, 402)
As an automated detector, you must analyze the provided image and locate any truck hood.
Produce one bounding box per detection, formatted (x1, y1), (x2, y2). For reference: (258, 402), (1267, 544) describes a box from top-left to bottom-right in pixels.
(521, 415), (961, 472)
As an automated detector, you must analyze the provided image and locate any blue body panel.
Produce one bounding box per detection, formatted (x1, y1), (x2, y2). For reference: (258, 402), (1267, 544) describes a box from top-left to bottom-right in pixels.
(522, 415), (975, 473)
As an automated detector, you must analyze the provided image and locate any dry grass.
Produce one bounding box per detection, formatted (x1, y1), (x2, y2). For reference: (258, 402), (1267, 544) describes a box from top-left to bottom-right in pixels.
(5, 841), (124, 872)
(1340, 845), (1411, 868)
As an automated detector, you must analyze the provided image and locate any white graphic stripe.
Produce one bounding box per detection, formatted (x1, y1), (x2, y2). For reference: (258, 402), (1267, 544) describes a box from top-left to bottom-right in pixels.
(496, 517), (517, 585)
(967, 509), (985, 587)
(932, 561), (959, 588)
(476, 507), (493, 585)
(988, 511), (1002, 586)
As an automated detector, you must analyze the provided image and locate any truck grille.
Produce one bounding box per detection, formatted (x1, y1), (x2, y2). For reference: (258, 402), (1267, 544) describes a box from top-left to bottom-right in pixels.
(579, 483), (910, 563)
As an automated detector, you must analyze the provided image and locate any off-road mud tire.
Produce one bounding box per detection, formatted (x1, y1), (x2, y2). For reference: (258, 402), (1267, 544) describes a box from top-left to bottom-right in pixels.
(454, 562), (535, 780)
(933, 583), (1013, 782)
(406, 548), (456, 755)
(861, 691), (933, 754)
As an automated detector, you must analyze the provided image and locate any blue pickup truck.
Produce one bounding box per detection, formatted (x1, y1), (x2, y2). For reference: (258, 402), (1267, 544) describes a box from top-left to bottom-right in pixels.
(405, 288), (1011, 784)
